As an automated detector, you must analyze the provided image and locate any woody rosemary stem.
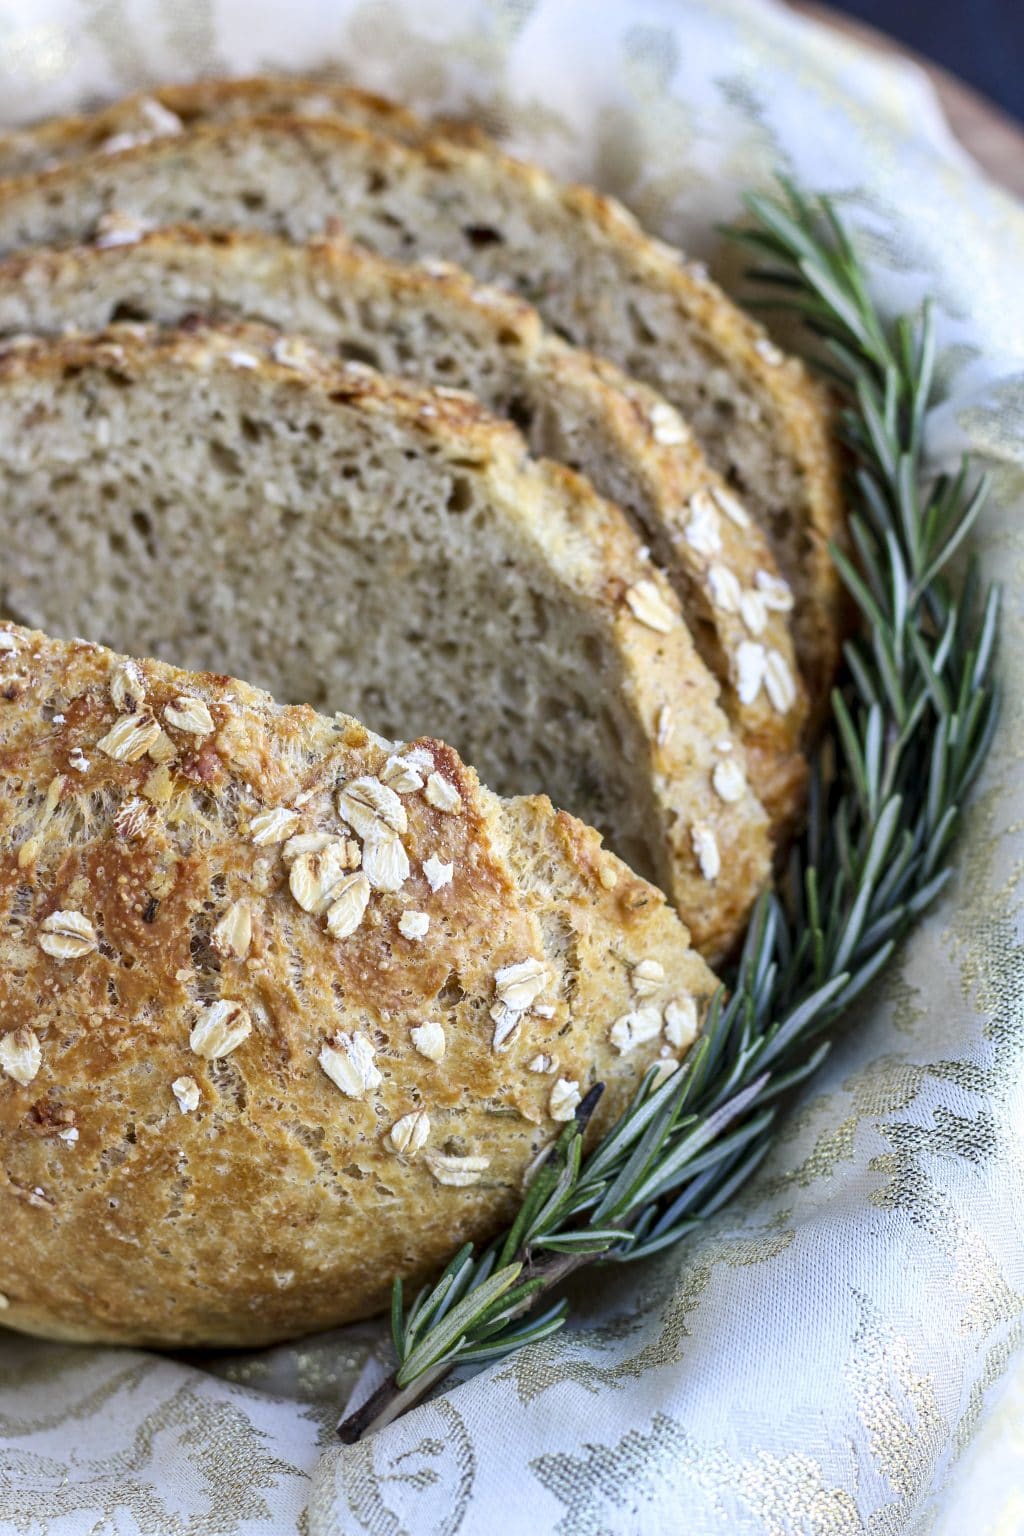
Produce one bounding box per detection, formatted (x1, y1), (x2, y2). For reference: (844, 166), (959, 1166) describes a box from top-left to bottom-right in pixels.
(339, 1252), (588, 1442)
(337, 177), (1000, 1445)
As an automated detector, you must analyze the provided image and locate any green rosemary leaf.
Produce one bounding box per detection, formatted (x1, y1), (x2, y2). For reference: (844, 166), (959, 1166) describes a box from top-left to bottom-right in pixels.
(926, 720), (951, 834)
(831, 542), (888, 634)
(868, 828), (916, 910)
(832, 691), (869, 814)
(832, 797), (903, 973)
(624, 1076), (771, 1211)
(870, 623), (908, 724)
(856, 374), (899, 482)
(464, 1278), (553, 1340)
(848, 516), (887, 611)
(390, 1275), (406, 1361)
(650, 1106), (777, 1192)
(756, 1041), (832, 1104)
(741, 190), (822, 266)
(409, 1245), (483, 1343)
(858, 903), (909, 955)
(521, 1137), (586, 1245)
(958, 688), (1000, 797)
(830, 939), (897, 1013)
(395, 1263), (526, 1386)
(906, 867), (955, 916)
(533, 1229), (635, 1252)
(758, 973), (850, 1070)
(916, 472), (990, 595)
(583, 1054), (698, 1187)
(844, 640), (880, 711)
(909, 626), (951, 716)
(590, 1083), (688, 1223)
(452, 1303), (570, 1365)
(896, 453), (923, 570)
(970, 584), (1001, 694)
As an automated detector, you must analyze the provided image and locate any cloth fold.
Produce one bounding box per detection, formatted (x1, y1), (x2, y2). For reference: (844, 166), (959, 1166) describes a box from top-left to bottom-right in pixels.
(1, 1), (1023, 1530)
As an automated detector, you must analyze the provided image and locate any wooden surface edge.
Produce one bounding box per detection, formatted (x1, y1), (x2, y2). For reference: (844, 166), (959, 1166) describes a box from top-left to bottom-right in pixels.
(791, 3), (1024, 199)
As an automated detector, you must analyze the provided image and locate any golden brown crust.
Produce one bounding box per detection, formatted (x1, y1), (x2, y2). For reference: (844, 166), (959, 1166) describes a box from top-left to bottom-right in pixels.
(0, 623), (719, 1347)
(0, 75), (425, 178)
(540, 341), (810, 823)
(428, 141), (848, 709)
(0, 226), (807, 830)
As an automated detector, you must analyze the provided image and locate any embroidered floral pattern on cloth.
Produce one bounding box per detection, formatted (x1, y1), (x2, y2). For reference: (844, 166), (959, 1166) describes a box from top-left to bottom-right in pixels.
(1, 0), (1023, 1531)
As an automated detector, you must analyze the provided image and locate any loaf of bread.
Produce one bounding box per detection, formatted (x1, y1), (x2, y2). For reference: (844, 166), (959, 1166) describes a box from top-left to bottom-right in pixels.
(0, 77), (845, 1354)
(0, 103), (844, 703)
(0, 227), (807, 829)
(0, 622), (719, 1346)
(0, 322), (771, 959)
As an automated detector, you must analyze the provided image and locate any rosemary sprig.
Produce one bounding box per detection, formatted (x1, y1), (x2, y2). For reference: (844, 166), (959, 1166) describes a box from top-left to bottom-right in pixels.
(338, 180), (1000, 1444)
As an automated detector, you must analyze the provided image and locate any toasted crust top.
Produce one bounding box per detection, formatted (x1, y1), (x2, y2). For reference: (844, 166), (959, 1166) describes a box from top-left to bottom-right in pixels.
(0, 621), (718, 1345)
(0, 75), (426, 177)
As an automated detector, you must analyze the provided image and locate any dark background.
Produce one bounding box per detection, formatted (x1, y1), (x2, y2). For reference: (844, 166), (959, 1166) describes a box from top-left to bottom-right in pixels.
(831, 0), (1022, 122)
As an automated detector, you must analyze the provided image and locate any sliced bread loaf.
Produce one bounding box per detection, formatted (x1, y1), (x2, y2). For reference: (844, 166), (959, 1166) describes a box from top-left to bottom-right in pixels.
(0, 75), (423, 178)
(0, 111), (844, 704)
(0, 323), (770, 959)
(0, 622), (718, 1346)
(0, 228), (806, 828)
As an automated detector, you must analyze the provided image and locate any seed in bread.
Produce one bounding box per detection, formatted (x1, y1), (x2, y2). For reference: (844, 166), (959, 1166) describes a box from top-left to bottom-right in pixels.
(0, 623), (720, 1347)
(0, 74), (426, 179)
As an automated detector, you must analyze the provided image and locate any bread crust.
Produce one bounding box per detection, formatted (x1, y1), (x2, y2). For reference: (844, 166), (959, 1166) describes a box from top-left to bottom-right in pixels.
(0, 226), (807, 830)
(0, 75), (425, 178)
(0, 84), (845, 711)
(0, 321), (771, 958)
(0, 622), (719, 1346)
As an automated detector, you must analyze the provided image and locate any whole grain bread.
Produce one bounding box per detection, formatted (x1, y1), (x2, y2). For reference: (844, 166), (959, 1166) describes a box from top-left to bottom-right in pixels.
(0, 227), (807, 828)
(0, 108), (845, 704)
(0, 322), (770, 959)
(0, 621), (719, 1346)
(0, 75), (424, 178)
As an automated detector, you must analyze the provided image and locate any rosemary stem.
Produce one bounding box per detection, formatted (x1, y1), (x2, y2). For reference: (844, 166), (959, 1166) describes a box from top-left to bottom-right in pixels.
(337, 1363), (445, 1444)
(337, 1250), (589, 1442)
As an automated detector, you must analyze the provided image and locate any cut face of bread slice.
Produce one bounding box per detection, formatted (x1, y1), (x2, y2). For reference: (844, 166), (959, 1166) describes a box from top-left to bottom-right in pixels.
(0, 228), (807, 829)
(0, 75), (424, 179)
(0, 324), (770, 959)
(0, 107), (844, 706)
(0, 622), (719, 1346)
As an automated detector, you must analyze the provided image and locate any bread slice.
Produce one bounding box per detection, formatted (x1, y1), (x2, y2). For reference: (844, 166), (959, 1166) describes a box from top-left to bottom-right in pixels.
(0, 322), (770, 959)
(0, 227), (807, 829)
(0, 75), (424, 178)
(0, 105), (845, 704)
(0, 621), (719, 1346)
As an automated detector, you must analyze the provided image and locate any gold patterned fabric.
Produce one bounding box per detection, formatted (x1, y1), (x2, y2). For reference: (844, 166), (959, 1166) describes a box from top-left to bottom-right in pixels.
(1, 0), (1023, 1530)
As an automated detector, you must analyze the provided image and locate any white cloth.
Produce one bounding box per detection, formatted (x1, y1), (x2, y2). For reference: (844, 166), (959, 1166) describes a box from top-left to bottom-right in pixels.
(2, 1), (1024, 1531)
